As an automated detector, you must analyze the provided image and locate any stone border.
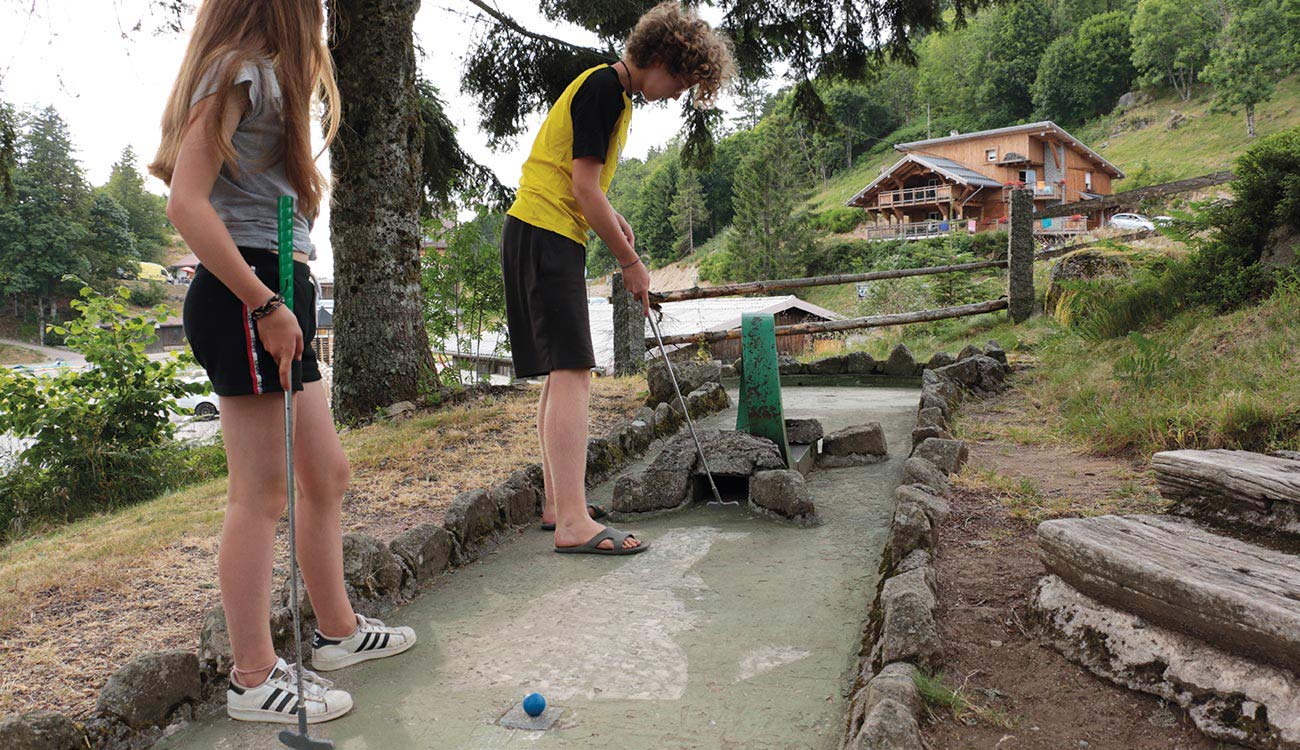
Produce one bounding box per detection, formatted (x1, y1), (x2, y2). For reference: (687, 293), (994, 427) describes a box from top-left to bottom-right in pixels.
(0, 377), (732, 750)
(839, 341), (1011, 750)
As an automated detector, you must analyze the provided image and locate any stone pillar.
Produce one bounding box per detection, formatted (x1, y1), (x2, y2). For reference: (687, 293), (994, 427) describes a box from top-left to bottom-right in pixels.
(1007, 188), (1034, 323)
(611, 272), (645, 376)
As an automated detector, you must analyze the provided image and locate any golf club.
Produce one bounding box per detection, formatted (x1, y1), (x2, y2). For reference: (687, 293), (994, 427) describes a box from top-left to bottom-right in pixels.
(276, 196), (333, 750)
(646, 308), (735, 507)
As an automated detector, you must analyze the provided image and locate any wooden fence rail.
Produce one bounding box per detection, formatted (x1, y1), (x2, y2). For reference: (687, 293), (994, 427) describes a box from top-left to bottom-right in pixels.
(1033, 170), (1235, 220)
(645, 298), (1010, 348)
(648, 259), (1008, 304)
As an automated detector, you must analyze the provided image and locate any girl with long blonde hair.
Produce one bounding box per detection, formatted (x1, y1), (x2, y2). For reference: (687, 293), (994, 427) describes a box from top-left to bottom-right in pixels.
(150, 0), (415, 724)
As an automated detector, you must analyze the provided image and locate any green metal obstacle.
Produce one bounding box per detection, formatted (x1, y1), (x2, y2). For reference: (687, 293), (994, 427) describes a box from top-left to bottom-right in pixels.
(736, 312), (792, 466)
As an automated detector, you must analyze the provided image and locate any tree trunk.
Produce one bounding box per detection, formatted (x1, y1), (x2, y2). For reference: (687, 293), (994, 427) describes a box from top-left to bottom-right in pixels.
(1246, 103), (1256, 138)
(327, 0), (435, 421)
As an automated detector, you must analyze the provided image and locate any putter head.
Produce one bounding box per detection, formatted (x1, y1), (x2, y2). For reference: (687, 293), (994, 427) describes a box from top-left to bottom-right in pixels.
(278, 728), (334, 750)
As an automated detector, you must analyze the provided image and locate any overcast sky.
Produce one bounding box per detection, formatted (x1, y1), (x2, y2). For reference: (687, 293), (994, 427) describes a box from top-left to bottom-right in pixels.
(0, 0), (755, 279)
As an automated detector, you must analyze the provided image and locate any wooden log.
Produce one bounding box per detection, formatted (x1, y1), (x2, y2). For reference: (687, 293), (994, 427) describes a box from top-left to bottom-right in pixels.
(1037, 514), (1300, 672)
(1153, 449), (1300, 536)
(1033, 170), (1235, 220)
(648, 260), (1008, 304)
(647, 298), (1009, 347)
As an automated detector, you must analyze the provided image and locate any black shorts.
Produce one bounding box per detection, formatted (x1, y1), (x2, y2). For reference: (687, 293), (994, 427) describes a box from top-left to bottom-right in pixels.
(183, 246), (321, 397)
(500, 215), (595, 378)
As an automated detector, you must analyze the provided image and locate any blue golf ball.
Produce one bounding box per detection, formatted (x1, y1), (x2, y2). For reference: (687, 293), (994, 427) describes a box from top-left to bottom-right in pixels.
(523, 692), (546, 717)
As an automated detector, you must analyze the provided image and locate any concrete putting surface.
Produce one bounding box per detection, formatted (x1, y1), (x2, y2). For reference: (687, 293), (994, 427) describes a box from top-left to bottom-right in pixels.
(156, 385), (917, 750)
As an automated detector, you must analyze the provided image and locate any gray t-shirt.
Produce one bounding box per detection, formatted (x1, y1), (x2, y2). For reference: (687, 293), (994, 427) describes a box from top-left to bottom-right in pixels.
(190, 56), (317, 259)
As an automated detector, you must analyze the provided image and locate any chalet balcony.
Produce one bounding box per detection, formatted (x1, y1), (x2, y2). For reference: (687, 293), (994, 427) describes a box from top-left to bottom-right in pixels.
(861, 219), (968, 242)
(876, 184), (954, 208)
(1002, 182), (1061, 201)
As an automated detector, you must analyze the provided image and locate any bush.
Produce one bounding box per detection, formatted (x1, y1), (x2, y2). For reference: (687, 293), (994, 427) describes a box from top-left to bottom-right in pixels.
(0, 285), (203, 538)
(810, 207), (866, 234)
(131, 281), (168, 307)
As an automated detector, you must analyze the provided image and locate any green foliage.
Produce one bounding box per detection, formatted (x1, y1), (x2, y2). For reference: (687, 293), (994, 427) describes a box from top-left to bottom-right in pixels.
(1033, 11), (1137, 124)
(131, 281), (168, 308)
(1203, 0), (1290, 137)
(84, 193), (137, 285)
(415, 78), (511, 215)
(810, 207), (867, 234)
(1130, 0), (1218, 101)
(420, 209), (507, 386)
(0, 285), (203, 537)
(1113, 331), (1179, 387)
(101, 146), (170, 262)
(670, 167), (710, 257)
(727, 117), (816, 281)
(633, 153), (680, 265)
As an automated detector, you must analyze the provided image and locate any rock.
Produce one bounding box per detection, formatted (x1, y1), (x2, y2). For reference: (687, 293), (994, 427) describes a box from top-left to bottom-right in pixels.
(984, 340), (1008, 366)
(902, 457), (951, 495)
(882, 344), (918, 377)
(863, 662), (924, 724)
(443, 488), (499, 554)
(895, 549), (938, 596)
(732, 357), (743, 377)
(586, 435), (619, 485)
(1033, 575), (1300, 749)
(389, 524), (454, 582)
(921, 369), (961, 410)
(971, 355), (1008, 393)
(784, 418), (824, 445)
(0, 712), (83, 750)
(889, 499), (935, 562)
(691, 430), (785, 477)
(807, 355), (847, 375)
(614, 431), (784, 514)
(957, 344), (983, 362)
(823, 422), (887, 457)
(1154, 449), (1300, 537)
(488, 471), (539, 527)
(1165, 110), (1187, 130)
(720, 363), (736, 378)
(876, 569), (942, 667)
(685, 381), (729, 416)
(1047, 250), (1131, 310)
(749, 469), (817, 522)
(96, 650), (201, 729)
(896, 484), (951, 526)
(914, 438), (968, 475)
(777, 354), (805, 375)
(646, 358), (720, 406)
(845, 351), (877, 374)
(634, 405), (656, 426)
(910, 425), (954, 447)
(342, 533), (404, 600)
(522, 462), (545, 499)
(916, 407), (948, 431)
(611, 473), (658, 514)
(653, 401), (680, 437)
(848, 698), (923, 750)
(381, 400), (416, 418)
(925, 351), (956, 370)
(627, 419), (655, 454)
(931, 358), (980, 389)
(198, 607), (234, 676)
(1117, 90), (1138, 109)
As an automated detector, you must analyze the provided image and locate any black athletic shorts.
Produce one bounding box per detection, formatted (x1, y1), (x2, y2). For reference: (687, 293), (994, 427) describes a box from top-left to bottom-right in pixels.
(183, 246), (321, 397)
(500, 215), (596, 378)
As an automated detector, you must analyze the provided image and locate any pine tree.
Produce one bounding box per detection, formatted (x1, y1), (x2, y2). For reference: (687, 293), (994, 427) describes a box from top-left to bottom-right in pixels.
(727, 118), (814, 282)
(84, 193), (137, 284)
(632, 156), (679, 265)
(102, 146), (170, 261)
(670, 168), (709, 259)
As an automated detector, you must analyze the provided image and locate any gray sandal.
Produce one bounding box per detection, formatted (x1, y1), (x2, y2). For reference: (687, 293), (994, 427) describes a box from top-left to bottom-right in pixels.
(554, 525), (650, 556)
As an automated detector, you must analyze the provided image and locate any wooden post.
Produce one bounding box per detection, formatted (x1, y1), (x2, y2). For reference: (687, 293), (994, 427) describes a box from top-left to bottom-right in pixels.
(611, 272), (645, 376)
(1008, 188), (1034, 323)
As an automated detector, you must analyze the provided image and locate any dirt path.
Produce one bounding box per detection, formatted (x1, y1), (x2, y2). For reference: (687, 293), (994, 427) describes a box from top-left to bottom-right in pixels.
(918, 391), (1224, 749)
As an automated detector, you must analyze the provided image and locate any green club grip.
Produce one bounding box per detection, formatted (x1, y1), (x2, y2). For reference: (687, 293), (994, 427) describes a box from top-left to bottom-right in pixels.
(277, 195), (294, 312)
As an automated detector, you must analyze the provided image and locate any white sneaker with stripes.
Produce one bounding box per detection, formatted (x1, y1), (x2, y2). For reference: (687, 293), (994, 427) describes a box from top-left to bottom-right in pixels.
(310, 613), (417, 672)
(226, 658), (352, 724)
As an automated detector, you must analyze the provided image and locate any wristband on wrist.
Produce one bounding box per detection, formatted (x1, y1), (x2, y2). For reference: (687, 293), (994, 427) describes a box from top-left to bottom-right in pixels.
(249, 293), (284, 321)
(619, 256), (643, 270)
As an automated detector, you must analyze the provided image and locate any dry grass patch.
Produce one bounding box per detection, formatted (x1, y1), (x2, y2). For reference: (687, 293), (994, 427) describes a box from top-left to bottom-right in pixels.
(0, 375), (646, 718)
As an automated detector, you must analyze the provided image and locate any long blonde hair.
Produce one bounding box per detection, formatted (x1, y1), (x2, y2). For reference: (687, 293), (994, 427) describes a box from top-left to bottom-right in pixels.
(148, 0), (340, 218)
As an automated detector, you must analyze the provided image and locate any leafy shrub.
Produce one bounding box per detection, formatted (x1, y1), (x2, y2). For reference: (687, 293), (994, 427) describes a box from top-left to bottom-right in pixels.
(0, 285), (202, 537)
(131, 281), (168, 307)
(1113, 332), (1179, 388)
(810, 207), (866, 234)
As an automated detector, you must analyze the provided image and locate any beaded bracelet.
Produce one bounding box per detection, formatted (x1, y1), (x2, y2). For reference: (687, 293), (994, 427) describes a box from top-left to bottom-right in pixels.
(249, 293), (284, 321)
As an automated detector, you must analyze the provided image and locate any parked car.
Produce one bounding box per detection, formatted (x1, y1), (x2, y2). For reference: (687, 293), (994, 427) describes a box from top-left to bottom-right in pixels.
(1108, 213), (1155, 231)
(176, 375), (218, 419)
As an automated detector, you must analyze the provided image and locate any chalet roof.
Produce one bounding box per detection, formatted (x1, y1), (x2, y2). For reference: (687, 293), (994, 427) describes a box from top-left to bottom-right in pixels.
(895, 121), (1125, 178)
(846, 153), (1002, 207)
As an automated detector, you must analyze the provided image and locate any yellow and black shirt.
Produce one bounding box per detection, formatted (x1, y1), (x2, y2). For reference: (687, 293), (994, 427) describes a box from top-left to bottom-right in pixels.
(506, 64), (633, 246)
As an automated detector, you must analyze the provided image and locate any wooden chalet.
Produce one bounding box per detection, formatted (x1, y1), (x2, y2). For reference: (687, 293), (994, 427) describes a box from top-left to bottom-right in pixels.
(846, 121), (1125, 241)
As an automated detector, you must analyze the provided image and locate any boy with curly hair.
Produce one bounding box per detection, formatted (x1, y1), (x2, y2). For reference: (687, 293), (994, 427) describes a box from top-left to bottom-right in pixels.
(501, 1), (734, 555)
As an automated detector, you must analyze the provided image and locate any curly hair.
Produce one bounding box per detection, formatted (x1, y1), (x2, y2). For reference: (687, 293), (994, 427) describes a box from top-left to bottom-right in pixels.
(625, 2), (735, 110)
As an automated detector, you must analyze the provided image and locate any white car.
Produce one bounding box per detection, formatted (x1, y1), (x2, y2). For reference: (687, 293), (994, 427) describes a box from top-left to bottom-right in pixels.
(1108, 213), (1155, 231)
(176, 376), (219, 419)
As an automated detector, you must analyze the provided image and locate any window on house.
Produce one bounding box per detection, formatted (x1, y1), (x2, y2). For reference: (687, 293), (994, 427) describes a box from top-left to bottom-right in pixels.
(986, 148), (997, 162)
(928, 211), (942, 221)
(1085, 171), (1093, 191)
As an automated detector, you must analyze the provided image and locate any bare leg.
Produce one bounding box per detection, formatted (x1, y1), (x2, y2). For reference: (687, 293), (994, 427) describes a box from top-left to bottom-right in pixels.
(546, 369), (640, 550)
(538, 377), (556, 522)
